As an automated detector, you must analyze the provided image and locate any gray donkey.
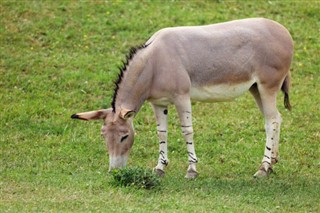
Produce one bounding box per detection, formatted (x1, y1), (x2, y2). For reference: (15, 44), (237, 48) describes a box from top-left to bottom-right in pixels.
(72, 18), (293, 179)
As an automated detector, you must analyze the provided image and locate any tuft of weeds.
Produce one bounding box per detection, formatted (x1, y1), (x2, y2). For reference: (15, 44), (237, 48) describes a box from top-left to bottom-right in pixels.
(111, 167), (161, 190)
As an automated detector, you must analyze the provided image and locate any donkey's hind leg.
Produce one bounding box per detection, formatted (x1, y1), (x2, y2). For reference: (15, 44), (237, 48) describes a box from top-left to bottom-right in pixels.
(253, 86), (282, 178)
(174, 95), (198, 179)
(151, 104), (169, 177)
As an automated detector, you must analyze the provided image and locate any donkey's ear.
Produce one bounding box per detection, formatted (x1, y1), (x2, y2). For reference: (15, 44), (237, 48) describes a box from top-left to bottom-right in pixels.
(119, 108), (136, 120)
(71, 109), (112, 121)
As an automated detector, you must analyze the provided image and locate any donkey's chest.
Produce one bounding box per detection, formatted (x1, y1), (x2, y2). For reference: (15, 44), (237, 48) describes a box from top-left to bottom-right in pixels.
(190, 80), (255, 102)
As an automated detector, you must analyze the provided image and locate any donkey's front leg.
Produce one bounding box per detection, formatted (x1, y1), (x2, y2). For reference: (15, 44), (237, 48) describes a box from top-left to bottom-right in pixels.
(152, 104), (169, 177)
(175, 96), (198, 179)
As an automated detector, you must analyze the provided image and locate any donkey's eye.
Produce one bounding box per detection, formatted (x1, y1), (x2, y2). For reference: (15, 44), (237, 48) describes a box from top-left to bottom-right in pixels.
(120, 135), (129, 143)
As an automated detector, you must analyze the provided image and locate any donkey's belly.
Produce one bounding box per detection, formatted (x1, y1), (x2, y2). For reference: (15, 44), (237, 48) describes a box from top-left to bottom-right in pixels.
(190, 80), (255, 102)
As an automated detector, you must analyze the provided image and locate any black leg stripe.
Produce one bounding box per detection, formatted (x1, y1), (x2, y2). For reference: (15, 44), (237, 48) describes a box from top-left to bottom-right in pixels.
(161, 159), (168, 166)
(188, 152), (198, 163)
(264, 155), (270, 159)
(266, 146), (271, 151)
(184, 132), (193, 136)
(160, 150), (165, 157)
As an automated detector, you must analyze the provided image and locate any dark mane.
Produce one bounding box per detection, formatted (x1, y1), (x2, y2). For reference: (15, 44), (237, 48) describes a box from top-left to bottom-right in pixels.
(111, 43), (150, 112)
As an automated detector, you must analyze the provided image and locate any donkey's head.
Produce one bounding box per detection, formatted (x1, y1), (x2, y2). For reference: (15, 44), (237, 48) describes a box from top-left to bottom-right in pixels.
(71, 108), (135, 171)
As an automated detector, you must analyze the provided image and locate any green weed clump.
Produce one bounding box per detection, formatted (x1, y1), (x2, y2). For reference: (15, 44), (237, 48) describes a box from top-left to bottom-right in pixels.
(111, 167), (161, 190)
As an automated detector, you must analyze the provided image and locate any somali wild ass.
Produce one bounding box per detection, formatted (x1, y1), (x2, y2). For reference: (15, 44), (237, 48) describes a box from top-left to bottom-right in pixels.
(71, 18), (293, 178)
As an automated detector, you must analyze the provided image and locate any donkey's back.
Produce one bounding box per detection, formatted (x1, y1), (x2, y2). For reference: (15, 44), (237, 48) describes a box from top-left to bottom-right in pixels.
(146, 18), (293, 103)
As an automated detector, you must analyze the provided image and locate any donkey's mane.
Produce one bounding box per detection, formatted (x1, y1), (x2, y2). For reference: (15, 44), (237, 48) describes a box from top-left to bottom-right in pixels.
(111, 43), (150, 112)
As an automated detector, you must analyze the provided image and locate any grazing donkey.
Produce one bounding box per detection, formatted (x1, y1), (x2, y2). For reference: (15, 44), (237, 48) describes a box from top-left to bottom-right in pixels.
(71, 18), (293, 179)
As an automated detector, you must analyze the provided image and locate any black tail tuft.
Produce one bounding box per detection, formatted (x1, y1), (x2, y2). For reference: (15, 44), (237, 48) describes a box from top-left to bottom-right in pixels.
(281, 75), (292, 111)
(284, 92), (292, 111)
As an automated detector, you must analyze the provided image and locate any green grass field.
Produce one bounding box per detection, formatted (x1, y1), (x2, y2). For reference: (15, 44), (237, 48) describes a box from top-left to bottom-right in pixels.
(1, 0), (319, 212)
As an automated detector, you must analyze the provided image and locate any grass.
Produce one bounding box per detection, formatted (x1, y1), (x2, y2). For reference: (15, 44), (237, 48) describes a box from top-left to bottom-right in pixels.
(1, 0), (320, 212)
(111, 167), (160, 189)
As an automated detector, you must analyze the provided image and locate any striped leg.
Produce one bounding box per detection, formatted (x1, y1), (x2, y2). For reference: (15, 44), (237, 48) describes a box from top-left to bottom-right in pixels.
(152, 104), (169, 177)
(175, 96), (198, 179)
(254, 89), (282, 178)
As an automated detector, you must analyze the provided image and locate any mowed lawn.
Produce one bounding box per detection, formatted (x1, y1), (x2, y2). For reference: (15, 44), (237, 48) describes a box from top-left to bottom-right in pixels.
(1, 0), (319, 212)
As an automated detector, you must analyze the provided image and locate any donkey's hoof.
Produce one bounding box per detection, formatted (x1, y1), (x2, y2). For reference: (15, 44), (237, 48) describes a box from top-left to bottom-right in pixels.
(185, 169), (199, 179)
(253, 169), (268, 178)
(253, 167), (273, 178)
(154, 168), (165, 177)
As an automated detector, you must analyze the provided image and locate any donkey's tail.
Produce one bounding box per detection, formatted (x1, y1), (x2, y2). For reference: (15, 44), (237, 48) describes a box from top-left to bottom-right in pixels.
(281, 73), (292, 111)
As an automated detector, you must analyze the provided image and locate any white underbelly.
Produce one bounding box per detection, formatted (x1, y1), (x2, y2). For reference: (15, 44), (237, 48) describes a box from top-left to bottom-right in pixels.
(190, 80), (255, 102)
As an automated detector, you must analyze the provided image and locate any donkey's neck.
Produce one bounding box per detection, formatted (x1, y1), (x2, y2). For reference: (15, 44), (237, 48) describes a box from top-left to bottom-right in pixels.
(114, 50), (152, 113)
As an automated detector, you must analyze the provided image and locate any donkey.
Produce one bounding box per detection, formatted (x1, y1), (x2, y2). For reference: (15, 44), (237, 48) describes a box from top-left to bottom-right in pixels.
(71, 18), (293, 179)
